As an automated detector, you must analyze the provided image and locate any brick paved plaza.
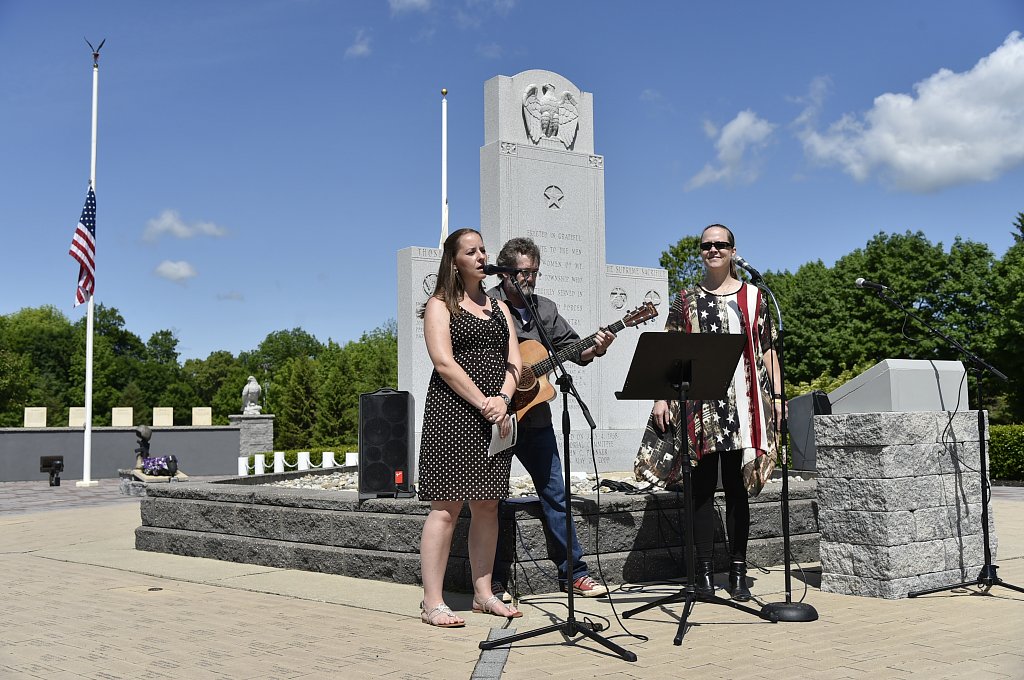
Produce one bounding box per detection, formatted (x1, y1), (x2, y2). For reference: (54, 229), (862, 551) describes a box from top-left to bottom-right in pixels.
(1, 480), (1022, 678)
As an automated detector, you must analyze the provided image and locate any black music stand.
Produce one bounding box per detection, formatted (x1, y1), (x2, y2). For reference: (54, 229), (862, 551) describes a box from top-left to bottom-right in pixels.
(616, 332), (779, 645)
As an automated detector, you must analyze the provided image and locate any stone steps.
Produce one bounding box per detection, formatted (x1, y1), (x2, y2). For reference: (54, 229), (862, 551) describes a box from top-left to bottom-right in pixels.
(135, 473), (820, 592)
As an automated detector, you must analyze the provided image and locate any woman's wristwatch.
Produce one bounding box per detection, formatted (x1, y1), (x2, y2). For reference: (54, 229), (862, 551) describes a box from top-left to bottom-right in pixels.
(498, 393), (512, 411)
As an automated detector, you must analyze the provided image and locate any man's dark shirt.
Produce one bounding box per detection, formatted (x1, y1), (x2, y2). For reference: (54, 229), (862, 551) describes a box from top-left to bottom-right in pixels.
(488, 283), (591, 429)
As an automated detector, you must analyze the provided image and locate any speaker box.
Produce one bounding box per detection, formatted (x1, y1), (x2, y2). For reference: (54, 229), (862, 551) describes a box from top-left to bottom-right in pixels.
(358, 388), (415, 500)
(788, 390), (832, 472)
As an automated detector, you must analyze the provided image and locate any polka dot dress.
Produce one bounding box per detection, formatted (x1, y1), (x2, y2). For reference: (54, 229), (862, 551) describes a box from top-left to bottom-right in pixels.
(418, 297), (513, 501)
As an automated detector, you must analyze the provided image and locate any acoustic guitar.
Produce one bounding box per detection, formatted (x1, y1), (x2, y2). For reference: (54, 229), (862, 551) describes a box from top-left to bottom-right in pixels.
(512, 302), (659, 420)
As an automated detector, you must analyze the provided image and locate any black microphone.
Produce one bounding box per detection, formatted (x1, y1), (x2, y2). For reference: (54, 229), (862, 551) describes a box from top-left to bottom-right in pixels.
(482, 263), (528, 275)
(854, 277), (889, 291)
(732, 254), (762, 281)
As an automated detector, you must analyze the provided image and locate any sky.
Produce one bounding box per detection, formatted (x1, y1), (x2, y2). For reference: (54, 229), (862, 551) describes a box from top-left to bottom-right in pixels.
(2, 0), (1022, 361)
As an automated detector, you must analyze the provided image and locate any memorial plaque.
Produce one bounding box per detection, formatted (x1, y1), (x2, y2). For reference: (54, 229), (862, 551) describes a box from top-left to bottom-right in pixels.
(68, 407), (86, 427)
(23, 407), (47, 428)
(192, 407), (213, 427)
(111, 407), (133, 427)
(153, 407), (174, 427)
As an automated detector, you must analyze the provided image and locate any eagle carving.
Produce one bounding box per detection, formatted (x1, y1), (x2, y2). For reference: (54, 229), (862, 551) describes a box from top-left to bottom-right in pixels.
(522, 83), (579, 149)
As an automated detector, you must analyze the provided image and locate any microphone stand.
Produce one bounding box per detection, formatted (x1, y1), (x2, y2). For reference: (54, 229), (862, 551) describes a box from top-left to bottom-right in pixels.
(478, 276), (637, 663)
(853, 288), (1022, 598)
(750, 276), (819, 622)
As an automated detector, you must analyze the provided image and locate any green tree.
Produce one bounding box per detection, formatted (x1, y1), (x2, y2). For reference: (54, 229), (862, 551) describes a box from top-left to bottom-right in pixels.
(760, 231), (995, 392)
(310, 320), (399, 447)
(275, 356), (319, 449)
(146, 329), (180, 365)
(117, 380), (150, 427)
(184, 350), (248, 424)
(1, 306), (76, 418)
(160, 381), (200, 426)
(991, 238), (1024, 419)
(313, 341), (347, 447)
(1012, 211), (1024, 243)
(93, 305), (145, 360)
(659, 235), (704, 294)
(252, 328), (324, 376)
(0, 348), (33, 427)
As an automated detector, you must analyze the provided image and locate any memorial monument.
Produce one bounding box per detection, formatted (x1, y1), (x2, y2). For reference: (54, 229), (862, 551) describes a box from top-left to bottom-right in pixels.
(398, 70), (668, 475)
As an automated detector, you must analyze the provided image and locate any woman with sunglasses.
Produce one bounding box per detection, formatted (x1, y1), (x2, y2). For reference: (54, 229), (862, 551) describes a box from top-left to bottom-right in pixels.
(640, 223), (782, 601)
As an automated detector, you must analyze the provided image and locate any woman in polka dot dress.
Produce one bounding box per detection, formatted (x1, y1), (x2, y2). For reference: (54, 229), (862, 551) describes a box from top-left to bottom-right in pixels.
(417, 228), (523, 627)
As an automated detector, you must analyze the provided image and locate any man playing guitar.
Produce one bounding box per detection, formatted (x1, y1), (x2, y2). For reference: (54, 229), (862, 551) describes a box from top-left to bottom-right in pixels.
(487, 237), (615, 599)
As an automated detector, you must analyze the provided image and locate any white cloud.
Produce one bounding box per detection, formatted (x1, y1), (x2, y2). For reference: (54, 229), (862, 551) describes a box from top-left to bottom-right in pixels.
(454, 8), (481, 29)
(640, 88), (664, 103)
(143, 209), (227, 242)
(155, 260), (197, 283)
(389, 0), (430, 13)
(477, 42), (502, 59)
(345, 29), (372, 59)
(490, 0), (517, 15)
(798, 32), (1024, 192)
(686, 110), (776, 190)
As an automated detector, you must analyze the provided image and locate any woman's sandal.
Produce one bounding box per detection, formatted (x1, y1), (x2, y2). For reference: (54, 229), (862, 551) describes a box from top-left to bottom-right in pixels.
(472, 594), (523, 618)
(420, 601), (465, 628)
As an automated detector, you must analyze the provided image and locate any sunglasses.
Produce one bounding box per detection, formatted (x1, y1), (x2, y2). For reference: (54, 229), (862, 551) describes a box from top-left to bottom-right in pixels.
(700, 241), (734, 251)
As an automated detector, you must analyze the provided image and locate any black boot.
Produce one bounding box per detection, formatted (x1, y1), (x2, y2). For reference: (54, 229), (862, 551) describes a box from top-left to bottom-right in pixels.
(729, 561), (751, 602)
(695, 560), (714, 597)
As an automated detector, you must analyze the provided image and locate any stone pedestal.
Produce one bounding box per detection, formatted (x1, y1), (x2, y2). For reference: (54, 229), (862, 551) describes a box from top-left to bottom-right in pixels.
(229, 414), (275, 460)
(815, 411), (996, 599)
(118, 469), (190, 496)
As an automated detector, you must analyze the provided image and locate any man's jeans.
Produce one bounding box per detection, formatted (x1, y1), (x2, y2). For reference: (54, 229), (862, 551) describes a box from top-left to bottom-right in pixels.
(494, 425), (587, 586)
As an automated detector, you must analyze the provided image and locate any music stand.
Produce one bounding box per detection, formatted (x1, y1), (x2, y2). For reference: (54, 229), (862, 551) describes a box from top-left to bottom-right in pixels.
(616, 332), (779, 645)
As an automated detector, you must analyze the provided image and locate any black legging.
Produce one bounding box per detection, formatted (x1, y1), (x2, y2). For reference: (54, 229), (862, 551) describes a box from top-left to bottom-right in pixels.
(692, 449), (749, 563)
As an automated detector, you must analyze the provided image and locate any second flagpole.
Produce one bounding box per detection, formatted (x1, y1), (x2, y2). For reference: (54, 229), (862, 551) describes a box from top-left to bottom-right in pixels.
(439, 88), (448, 248)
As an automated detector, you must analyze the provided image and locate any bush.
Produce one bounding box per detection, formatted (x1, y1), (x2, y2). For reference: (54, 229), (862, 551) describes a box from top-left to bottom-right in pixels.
(245, 446), (357, 474)
(989, 424), (1024, 481)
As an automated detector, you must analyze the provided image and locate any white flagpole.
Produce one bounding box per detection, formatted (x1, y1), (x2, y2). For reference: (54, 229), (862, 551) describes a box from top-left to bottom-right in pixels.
(439, 88), (448, 248)
(78, 41), (102, 487)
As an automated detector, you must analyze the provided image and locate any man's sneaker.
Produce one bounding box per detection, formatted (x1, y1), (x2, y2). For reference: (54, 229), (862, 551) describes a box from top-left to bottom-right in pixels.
(563, 575), (609, 597)
(491, 580), (513, 603)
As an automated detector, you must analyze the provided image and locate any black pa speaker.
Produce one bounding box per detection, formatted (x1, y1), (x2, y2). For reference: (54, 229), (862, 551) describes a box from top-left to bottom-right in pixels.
(358, 388), (415, 500)
(788, 390), (832, 472)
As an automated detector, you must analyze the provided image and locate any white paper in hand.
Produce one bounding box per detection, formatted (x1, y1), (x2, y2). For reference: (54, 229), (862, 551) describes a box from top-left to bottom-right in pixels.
(488, 414), (518, 457)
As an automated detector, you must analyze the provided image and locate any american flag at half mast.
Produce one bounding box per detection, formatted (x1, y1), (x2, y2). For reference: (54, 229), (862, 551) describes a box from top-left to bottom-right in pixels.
(69, 186), (97, 306)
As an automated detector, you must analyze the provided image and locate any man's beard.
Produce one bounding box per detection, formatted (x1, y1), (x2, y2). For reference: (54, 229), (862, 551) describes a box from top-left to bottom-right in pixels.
(505, 278), (533, 298)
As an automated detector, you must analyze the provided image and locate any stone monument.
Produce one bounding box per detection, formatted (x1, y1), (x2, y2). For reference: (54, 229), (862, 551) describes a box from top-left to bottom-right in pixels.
(398, 70), (667, 475)
(229, 377), (274, 463)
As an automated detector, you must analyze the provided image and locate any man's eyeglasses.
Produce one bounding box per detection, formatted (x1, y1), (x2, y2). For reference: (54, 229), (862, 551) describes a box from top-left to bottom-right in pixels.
(517, 269), (542, 278)
(700, 241), (733, 252)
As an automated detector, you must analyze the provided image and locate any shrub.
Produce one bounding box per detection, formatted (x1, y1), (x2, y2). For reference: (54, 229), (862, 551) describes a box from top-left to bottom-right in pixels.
(989, 424), (1024, 481)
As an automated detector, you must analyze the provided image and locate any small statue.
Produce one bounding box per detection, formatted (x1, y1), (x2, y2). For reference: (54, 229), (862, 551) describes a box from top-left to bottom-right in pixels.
(134, 425), (152, 470)
(242, 376), (262, 415)
(131, 424), (183, 480)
